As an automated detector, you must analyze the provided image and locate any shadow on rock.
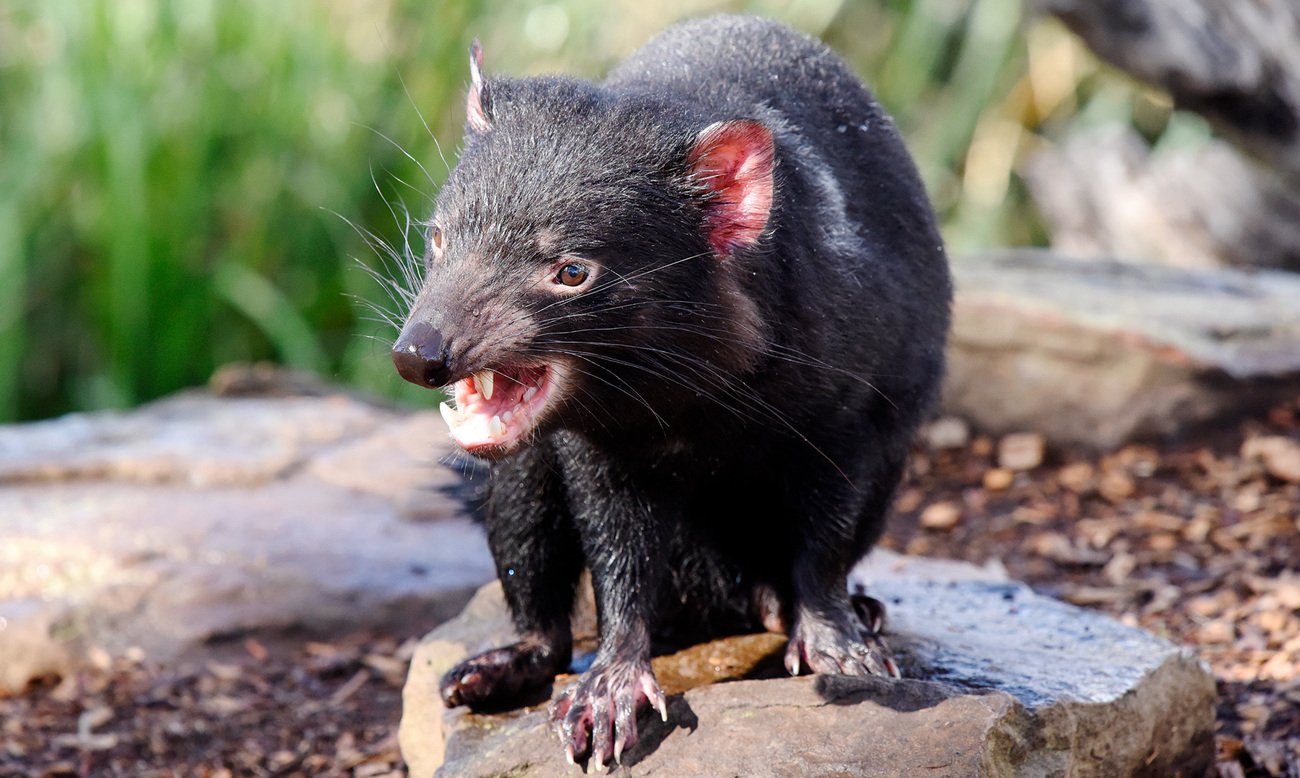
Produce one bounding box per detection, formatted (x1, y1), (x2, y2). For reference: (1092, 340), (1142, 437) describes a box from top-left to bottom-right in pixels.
(620, 694), (699, 768)
(814, 673), (958, 713)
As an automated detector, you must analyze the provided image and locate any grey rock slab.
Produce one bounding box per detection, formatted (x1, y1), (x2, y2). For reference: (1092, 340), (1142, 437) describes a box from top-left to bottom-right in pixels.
(849, 546), (1009, 586)
(0, 392), (390, 487)
(306, 412), (469, 521)
(0, 392), (494, 693)
(944, 249), (1300, 448)
(400, 552), (1215, 778)
(1033, 0), (1300, 181)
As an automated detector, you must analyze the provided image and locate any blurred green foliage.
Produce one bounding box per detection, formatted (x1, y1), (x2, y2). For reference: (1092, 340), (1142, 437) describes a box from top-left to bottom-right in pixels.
(0, 0), (1178, 422)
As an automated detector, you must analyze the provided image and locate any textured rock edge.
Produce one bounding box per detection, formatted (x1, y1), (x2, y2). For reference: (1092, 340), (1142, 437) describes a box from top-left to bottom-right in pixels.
(399, 580), (1216, 778)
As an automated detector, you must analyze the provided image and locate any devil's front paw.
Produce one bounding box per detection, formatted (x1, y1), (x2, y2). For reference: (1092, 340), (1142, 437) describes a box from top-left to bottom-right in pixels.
(549, 660), (667, 771)
(784, 610), (900, 679)
(441, 638), (568, 709)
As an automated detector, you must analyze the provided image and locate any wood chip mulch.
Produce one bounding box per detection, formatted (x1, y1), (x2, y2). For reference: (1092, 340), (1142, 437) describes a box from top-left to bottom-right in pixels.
(3, 401), (1300, 777)
(887, 400), (1300, 778)
(0, 632), (414, 778)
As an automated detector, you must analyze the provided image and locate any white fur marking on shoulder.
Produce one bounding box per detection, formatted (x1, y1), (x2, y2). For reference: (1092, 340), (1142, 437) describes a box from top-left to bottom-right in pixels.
(766, 115), (868, 280)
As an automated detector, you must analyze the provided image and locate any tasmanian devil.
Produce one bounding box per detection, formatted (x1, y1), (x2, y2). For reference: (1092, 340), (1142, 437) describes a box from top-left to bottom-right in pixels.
(390, 13), (951, 770)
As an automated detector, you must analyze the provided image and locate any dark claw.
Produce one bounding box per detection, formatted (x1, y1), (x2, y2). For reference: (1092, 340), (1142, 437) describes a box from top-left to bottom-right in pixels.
(850, 591), (887, 635)
(751, 582), (791, 634)
(443, 670), (483, 707)
(589, 692), (612, 768)
(612, 686), (642, 764)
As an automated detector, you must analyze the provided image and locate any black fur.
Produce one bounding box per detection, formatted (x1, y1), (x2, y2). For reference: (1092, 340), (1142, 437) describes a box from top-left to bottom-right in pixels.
(394, 15), (951, 767)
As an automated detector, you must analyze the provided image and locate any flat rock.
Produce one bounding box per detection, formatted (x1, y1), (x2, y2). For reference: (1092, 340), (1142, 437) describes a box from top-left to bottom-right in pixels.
(944, 249), (1300, 448)
(400, 550), (1215, 778)
(0, 390), (494, 693)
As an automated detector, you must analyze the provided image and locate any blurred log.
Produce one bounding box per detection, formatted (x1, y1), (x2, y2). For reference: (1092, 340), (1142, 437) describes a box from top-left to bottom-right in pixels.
(1035, 0), (1300, 182)
(943, 250), (1300, 449)
(1023, 126), (1300, 271)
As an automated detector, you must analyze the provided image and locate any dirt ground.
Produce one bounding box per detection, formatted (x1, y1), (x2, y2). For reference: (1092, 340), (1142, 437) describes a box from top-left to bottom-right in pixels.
(3, 402), (1299, 778)
(889, 405), (1300, 778)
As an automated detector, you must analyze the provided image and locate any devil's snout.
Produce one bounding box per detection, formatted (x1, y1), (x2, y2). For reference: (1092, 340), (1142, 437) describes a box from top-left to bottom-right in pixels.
(392, 320), (453, 388)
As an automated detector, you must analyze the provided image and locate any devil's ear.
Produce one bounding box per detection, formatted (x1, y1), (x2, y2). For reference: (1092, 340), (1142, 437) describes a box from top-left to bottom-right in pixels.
(687, 120), (775, 258)
(467, 39), (493, 134)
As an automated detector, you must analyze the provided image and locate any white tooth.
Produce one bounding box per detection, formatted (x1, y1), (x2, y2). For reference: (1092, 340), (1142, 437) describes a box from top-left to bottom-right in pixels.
(489, 415), (505, 438)
(439, 402), (458, 429)
(523, 387), (537, 402)
(474, 370), (494, 400)
(502, 411), (512, 422)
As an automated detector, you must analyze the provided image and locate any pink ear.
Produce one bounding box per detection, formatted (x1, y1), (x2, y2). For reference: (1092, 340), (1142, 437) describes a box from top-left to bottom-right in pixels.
(467, 39), (493, 134)
(687, 120), (775, 257)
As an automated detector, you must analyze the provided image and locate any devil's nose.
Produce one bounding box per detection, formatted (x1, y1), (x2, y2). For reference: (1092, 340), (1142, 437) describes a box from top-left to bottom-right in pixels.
(392, 321), (452, 387)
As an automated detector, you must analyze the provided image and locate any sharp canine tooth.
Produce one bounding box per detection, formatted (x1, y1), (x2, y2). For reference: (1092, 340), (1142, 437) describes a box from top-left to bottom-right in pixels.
(523, 387), (537, 402)
(474, 371), (494, 400)
(489, 415), (504, 438)
(439, 402), (458, 429)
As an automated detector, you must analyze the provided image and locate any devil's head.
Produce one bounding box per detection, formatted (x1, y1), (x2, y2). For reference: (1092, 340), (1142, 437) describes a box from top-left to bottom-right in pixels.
(392, 43), (774, 458)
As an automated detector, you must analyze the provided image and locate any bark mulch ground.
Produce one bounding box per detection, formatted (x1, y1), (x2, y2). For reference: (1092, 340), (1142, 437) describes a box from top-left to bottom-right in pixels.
(3, 403), (1299, 777)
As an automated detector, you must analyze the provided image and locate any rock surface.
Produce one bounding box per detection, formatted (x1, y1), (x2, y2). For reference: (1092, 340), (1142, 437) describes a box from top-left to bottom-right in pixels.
(1034, 0), (1300, 181)
(400, 550), (1215, 778)
(944, 249), (1300, 448)
(1023, 126), (1300, 272)
(0, 389), (495, 693)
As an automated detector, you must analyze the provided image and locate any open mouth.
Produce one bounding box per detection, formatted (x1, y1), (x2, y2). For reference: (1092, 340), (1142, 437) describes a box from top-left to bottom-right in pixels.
(439, 364), (554, 454)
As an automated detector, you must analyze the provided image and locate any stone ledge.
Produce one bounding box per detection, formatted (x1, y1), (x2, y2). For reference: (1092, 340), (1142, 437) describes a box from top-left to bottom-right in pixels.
(400, 550), (1216, 777)
(0, 391), (494, 693)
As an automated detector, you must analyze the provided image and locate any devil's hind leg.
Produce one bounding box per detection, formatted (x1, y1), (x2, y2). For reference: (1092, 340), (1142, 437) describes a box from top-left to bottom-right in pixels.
(781, 439), (906, 679)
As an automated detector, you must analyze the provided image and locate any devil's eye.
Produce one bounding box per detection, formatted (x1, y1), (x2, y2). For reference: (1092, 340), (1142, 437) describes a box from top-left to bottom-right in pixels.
(556, 263), (588, 287)
(430, 225), (443, 251)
